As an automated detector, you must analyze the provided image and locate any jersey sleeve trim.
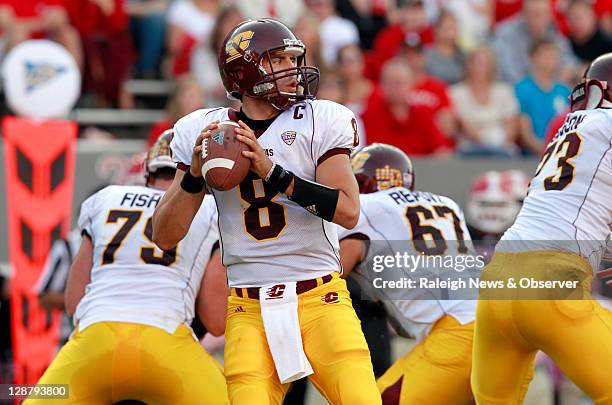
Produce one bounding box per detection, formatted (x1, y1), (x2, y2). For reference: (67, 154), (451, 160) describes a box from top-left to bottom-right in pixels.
(210, 241), (220, 257)
(339, 232), (370, 242)
(317, 148), (350, 166)
(177, 162), (189, 172)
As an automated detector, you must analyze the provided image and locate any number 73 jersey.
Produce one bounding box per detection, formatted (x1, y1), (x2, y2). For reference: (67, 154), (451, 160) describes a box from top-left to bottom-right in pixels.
(75, 185), (219, 334)
(502, 109), (612, 270)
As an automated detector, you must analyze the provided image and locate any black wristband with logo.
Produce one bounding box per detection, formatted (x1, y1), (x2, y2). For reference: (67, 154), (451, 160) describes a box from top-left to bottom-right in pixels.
(266, 164), (294, 193)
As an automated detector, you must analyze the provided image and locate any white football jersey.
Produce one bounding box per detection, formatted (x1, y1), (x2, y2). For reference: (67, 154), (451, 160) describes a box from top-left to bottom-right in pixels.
(171, 100), (359, 287)
(501, 109), (612, 270)
(338, 187), (477, 341)
(75, 186), (219, 334)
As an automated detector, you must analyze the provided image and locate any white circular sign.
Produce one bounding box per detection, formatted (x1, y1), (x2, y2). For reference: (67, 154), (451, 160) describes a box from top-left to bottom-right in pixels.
(2, 40), (80, 119)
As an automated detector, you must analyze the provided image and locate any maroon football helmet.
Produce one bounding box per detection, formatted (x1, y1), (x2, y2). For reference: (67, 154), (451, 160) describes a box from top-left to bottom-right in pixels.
(218, 18), (320, 110)
(351, 143), (415, 194)
(570, 52), (612, 111)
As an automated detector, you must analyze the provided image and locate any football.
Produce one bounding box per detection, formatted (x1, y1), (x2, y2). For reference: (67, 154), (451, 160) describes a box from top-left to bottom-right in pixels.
(201, 121), (251, 191)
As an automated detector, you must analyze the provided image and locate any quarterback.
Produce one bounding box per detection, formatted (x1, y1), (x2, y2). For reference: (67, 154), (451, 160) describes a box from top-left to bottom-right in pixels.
(471, 54), (612, 404)
(338, 144), (477, 404)
(27, 132), (229, 404)
(152, 18), (380, 405)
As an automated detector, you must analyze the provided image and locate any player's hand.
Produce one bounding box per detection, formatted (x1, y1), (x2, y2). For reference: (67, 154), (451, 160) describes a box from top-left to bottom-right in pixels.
(191, 121), (219, 177)
(236, 120), (273, 179)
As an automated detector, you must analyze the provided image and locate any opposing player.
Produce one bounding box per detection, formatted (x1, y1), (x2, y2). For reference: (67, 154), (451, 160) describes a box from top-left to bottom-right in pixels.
(152, 18), (380, 405)
(471, 53), (612, 404)
(338, 143), (478, 404)
(27, 131), (229, 405)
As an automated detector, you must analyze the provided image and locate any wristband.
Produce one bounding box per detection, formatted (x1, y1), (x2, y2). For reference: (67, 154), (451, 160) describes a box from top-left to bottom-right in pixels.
(266, 163), (294, 193)
(290, 176), (339, 222)
(180, 169), (205, 194)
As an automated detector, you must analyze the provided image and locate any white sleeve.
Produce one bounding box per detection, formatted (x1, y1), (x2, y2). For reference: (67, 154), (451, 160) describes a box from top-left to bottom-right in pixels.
(171, 109), (218, 167)
(170, 117), (194, 167)
(77, 192), (99, 239)
(312, 101), (359, 165)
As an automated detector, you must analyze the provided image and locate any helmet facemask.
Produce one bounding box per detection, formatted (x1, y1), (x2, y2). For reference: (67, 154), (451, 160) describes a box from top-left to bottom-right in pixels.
(254, 45), (320, 110)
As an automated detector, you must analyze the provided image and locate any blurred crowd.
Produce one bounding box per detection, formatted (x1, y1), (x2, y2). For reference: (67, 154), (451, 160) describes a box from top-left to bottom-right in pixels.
(0, 0), (610, 157)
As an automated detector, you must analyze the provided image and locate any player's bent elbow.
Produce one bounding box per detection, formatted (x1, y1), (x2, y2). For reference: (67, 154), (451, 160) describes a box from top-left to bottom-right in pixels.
(337, 206), (359, 229)
(151, 220), (177, 251)
(152, 234), (174, 251)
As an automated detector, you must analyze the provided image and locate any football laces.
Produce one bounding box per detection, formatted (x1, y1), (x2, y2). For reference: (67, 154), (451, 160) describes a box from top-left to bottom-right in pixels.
(201, 137), (209, 159)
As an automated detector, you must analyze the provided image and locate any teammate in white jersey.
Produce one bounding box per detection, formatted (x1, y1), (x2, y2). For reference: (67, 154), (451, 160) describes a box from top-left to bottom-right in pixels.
(471, 53), (612, 404)
(153, 18), (380, 405)
(27, 131), (229, 405)
(338, 143), (478, 404)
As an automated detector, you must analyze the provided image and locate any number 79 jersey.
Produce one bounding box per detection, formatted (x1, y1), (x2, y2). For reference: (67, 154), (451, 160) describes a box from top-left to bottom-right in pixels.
(74, 185), (219, 334)
(171, 100), (359, 288)
(502, 109), (612, 270)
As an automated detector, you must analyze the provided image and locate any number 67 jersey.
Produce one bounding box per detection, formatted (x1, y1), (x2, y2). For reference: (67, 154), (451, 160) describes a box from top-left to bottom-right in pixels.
(74, 185), (219, 334)
(501, 109), (612, 270)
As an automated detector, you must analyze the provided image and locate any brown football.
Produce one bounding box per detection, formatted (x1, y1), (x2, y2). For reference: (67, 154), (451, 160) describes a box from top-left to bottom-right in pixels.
(201, 121), (250, 191)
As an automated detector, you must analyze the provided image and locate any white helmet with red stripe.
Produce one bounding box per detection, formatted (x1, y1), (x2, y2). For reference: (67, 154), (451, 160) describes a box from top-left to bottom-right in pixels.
(466, 170), (529, 237)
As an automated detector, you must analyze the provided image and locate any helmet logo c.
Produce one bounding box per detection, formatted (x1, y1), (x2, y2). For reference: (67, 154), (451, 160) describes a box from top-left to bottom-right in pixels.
(226, 31), (255, 63)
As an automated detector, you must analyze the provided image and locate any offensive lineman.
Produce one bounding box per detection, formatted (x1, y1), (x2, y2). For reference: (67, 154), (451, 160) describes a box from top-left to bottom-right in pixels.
(152, 19), (380, 405)
(27, 131), (229, 404)
(471, 53), (612, 404)
(339, 143), (478, 404)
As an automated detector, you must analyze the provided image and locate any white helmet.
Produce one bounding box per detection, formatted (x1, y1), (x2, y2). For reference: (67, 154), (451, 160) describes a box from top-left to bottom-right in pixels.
(466, 170), (529, 237)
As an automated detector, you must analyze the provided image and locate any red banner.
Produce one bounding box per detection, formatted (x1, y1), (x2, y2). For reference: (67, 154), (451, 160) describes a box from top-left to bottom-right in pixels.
(2, 117), (77, 384)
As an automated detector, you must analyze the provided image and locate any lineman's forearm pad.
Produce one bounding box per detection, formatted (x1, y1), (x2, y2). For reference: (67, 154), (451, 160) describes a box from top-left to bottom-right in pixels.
(290, 176), (339, 222)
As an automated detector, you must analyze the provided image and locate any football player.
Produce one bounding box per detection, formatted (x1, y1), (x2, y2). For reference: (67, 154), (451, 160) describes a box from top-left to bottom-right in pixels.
(338, 143), (477, 404)
(152, 19), (380, 405)
(465, 170), (530, 243)
(26, 131), (229, 404)
(471, 53), (612, 404)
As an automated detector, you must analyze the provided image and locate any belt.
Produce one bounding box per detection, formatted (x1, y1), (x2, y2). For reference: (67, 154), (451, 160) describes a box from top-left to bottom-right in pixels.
(233, 274), (334, 300)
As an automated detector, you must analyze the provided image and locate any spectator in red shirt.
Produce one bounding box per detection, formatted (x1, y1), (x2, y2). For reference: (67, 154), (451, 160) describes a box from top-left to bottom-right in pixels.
(0, 0), (82, 66)
(366, 0), (433, 81)
(401, 32), (457, 139)
(147, 76), (205, 146)
(494, 0), (522, 24)
(361, 58), (451, 156)
(65, 0), (135, 108)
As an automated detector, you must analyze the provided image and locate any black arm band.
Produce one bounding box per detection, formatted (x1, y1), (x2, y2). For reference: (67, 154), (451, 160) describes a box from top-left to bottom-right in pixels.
(289, 176), (339, 222)
(180, 170), (205, 194)
(266, 164), (294, 193)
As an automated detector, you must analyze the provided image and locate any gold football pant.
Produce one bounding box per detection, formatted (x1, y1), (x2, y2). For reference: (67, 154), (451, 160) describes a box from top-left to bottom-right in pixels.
(377, 315), (474, 405)
(472, 251), (612, 405)
(225, 273), (381, 405)
(25, 322), (228, 405)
